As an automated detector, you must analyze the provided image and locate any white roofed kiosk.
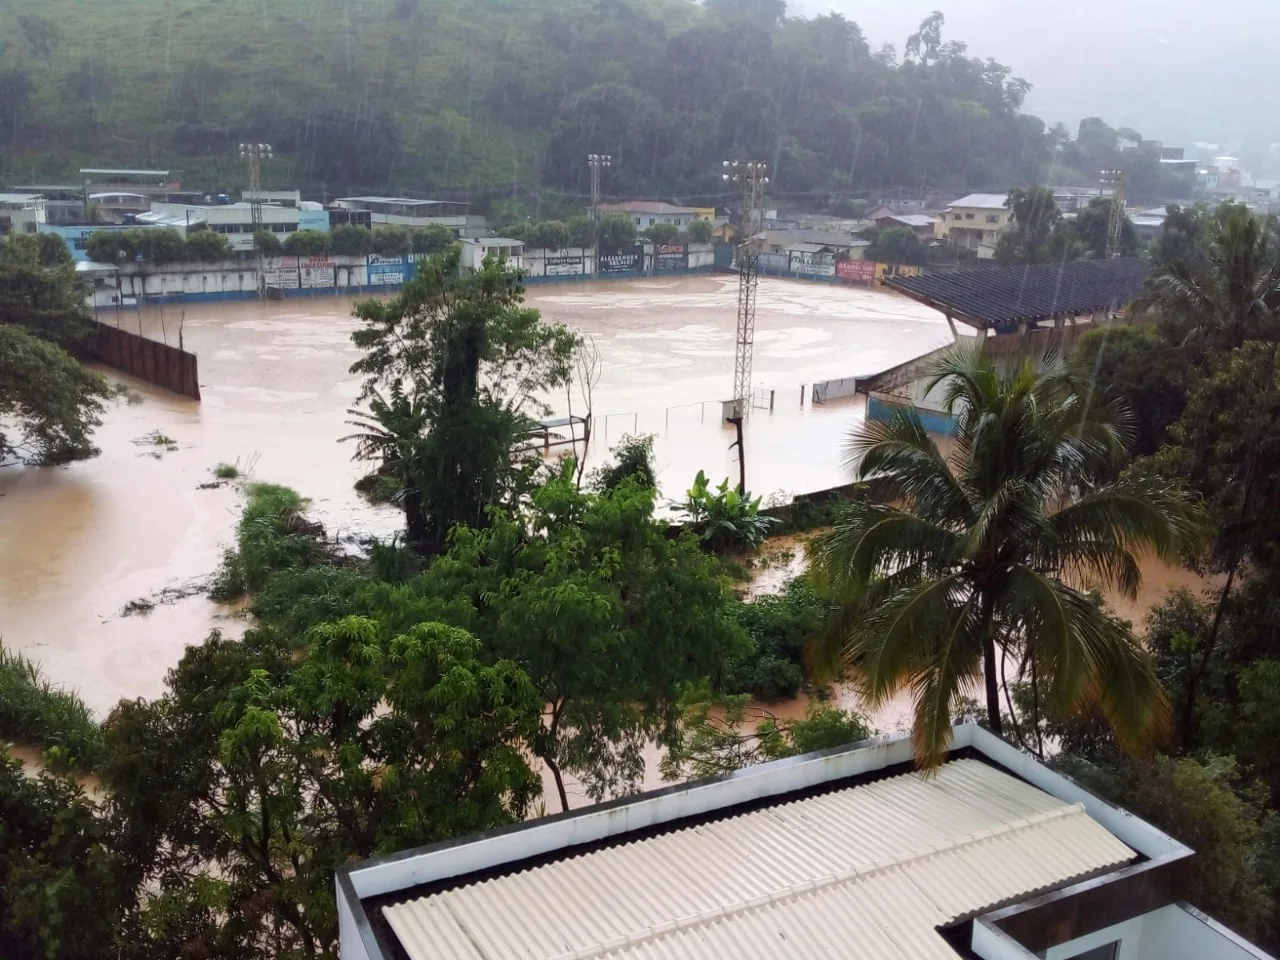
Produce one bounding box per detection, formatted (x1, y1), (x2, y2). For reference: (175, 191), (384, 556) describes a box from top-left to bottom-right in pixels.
(335, 724), (1275, 960)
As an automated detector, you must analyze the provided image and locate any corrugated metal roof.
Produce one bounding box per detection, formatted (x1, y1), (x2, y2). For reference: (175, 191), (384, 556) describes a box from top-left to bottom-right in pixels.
(597, 200), (699, 216)
(946, 193), (1010, 210)
(383, 760), (1133, 960)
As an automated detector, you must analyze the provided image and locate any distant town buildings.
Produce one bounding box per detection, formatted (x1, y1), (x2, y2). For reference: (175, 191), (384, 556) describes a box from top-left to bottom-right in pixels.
(331, 197), (485, 236)
(0, 193), (46, 236)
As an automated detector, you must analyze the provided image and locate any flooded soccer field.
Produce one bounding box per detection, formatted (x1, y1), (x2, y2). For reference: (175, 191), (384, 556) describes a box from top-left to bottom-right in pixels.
(0, 275), (956, 712)
(0, 273), (1205, 729)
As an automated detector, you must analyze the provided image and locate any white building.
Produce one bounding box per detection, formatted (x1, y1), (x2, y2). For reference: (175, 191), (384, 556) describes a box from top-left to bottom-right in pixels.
(459, 237), (523, 271)
(336, 723), (1274, 960)
(332, 197), (484, 235)
(595, 200), (706, 229)
(137, 201), (330, 252)
(0, 193), (47, 236)
(934, 193), (1014, 258)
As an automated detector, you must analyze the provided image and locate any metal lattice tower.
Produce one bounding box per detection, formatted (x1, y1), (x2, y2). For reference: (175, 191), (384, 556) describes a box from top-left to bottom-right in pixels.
(239, 142), (273, 232)
(588, 154), (611, 221)
(1099, 168), (1126, 259)
(723, 160), (768, 418)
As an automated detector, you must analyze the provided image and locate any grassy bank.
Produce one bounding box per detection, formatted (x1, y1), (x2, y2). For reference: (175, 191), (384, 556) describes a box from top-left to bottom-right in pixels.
(0, 643), (104, 774)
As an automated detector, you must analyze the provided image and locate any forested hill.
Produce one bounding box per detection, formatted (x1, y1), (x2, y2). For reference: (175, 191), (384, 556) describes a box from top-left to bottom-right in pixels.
(3, 0), (1082, 203)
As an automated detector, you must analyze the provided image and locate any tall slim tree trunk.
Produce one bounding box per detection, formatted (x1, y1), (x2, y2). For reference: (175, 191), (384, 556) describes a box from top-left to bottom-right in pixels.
(980, 592), (1002, 735)
(545, 755), (570, 814)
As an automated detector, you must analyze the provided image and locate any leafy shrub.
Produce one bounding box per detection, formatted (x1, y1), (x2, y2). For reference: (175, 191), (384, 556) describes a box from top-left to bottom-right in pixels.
(331, 224), (374, 256)
(593, 434), (656, 492)
(282, 229), (331, 255)
(210, 483), (325, 601)
(254, 229), (284, 254)
(680, 470), (778, 552)
(723, 578), (822, 699)
(0, 643), (104, 773)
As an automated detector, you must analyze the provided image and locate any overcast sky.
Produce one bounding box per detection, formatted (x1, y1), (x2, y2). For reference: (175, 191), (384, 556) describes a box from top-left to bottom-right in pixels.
(789, 0), (1280, 156)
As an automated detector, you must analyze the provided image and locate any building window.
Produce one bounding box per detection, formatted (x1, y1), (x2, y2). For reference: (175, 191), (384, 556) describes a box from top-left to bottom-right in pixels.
(986, 214), (1000, 224)
(951, 214), (963, 221)
(634, 217), (641, 225)
(964, 212), (975, 220)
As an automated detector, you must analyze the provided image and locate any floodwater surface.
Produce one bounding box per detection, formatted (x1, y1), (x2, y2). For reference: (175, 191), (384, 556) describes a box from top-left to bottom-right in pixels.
(0, 275), (1207, 739)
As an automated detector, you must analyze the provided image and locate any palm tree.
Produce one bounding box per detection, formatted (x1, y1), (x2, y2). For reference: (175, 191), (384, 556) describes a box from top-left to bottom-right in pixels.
(1144, 203), (1280, 349)
(811, 347), (1204, 768)
(342, 381), (431, 547)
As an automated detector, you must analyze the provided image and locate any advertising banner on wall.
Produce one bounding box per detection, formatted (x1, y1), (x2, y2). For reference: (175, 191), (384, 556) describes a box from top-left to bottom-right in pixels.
(300, 256), (336, 288)
(544, 255), (585, 277)
(599, 248), (642, 274)
(835, 259), (876, 283)
(757, 252), (789, 274)
(368, 255), (409, 286)
(655, 243), (688, 271)
(789, 251), (836, 277)
(261, 256), (299, 289)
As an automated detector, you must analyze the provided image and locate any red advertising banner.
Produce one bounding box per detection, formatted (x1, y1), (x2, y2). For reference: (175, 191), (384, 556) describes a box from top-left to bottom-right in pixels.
(835, 259), (875, 283)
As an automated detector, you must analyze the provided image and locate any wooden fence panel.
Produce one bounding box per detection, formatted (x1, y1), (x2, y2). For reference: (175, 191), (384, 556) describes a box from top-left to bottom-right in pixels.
(90, 322), (201, 400)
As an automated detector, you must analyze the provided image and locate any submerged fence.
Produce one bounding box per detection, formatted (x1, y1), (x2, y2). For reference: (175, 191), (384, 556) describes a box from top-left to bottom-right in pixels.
(91, 322), (201, 400)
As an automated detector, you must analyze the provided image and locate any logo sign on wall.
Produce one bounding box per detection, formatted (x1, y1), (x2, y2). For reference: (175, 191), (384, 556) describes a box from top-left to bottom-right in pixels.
(544, 255), (585, 277)
(299, 256), (336, 288)
(874, 262), (922, 282)
(368, 255), (408, 286)
(599, 248), (643, 274)
(835, 259), (876, 283)
(789, 251), (836, 277)
(655, 243), (688, 271)
(261, 256), (299, 289)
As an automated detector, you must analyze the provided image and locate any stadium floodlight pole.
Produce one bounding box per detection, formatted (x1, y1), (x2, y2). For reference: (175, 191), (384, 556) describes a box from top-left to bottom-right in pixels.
(240, 143), (273, 300)
(721, 159), (769, 495)
(588, 154), (611, 277)
(1099, 168), (1126, 260)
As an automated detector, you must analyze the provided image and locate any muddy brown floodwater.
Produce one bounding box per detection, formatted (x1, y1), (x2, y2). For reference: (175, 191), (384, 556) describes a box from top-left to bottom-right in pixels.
(0, 275), (1212, 785)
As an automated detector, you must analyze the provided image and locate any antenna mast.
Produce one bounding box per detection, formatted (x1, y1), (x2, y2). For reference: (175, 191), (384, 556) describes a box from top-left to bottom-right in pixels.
(1099, 168), (1126, 259)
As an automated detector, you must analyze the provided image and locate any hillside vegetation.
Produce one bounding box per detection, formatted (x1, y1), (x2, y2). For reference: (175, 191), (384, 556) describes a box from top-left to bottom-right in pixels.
(1, 0), (1045, 201)
(1, 0), (1133, 206)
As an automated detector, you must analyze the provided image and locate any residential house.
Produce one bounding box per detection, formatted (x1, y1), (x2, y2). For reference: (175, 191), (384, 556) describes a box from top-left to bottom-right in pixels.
(935, 193), (1012, 258)
(595, 200), (704, 230)
(336, 723), (1275, 960)
(871, 212), (937, 239)
(759, 228), (868, 258)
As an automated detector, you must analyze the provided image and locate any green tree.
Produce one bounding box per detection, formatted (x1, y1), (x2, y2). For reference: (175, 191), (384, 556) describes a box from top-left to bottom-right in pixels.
(811, 347), (1204, 766)
(527, 219), (571, 250)
(183, 229), (232, 262)
(282, 229), (332, 256)
(419, 466), (748, 809)
(343, 383), (432, 546)
(686, 217), (714, 243)
(994, 187), (1061, 264)
(642, 221), (679, 244)
(84, 230), (123, 264)
(0, 234), (94, 347)
(0, 757), (124, 960)
(330, 224), (373, 256)
(566, 215), (597, 248)
(1075, 197), (1139, 259)
(865, 226), (929, 265)
(253, 229), (283, 254)
(1059, 753), (1277, 942)
(410, 224), (454, 255)
(596, 213), (637, 253)
(1144, 203), (1280, 350)
(372, 225), (411, 256)
(35, 233), (71, 266)
(1152, 203), (1213, 273)
(348, 248), (578, 553)
(101, 617), (542, 957)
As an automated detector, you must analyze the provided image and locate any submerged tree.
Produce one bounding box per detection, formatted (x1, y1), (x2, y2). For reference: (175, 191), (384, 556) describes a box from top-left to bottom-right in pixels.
(811, 347), (1204, 767)
(347, 248), (578, 553)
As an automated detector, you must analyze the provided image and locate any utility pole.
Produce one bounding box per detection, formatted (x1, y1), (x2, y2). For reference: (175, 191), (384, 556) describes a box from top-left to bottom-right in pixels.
(588, 153), (611, 278)
(1099, 168), (1127, 259)
(722, 159), (768, 494)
